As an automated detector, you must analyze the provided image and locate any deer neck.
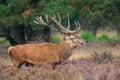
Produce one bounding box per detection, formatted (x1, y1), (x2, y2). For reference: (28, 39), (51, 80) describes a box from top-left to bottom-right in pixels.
(57, 40), (74, 61)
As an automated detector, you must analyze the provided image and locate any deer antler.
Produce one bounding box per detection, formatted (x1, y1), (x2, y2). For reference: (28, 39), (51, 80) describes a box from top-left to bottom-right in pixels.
(34, 13), (81, 34)
(34, 14), (58, 31)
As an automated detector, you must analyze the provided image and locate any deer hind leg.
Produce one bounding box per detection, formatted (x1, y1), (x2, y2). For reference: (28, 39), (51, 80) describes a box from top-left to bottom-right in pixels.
(52, 61), (62, 69)
(9, 56), (22, 68)
(21, 61), (34, 67)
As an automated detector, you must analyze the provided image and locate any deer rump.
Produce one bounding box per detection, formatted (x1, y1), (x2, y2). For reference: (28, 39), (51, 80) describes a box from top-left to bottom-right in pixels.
(8, 43), (63, 67)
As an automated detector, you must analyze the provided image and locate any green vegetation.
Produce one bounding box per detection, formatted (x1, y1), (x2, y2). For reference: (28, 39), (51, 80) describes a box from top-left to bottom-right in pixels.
(0, 38), (10, 45)
(50, 35), (61, 43)
(0, 30), (118, 44)
(81, 31), (115, 42)
(0, 0), (120, 45)
(49, 31), (117, 43)
(81, 31), (95, 42)
(118, 34), (120, 39)
(97, 34), (115, 42)
(115, 56), (120, 60)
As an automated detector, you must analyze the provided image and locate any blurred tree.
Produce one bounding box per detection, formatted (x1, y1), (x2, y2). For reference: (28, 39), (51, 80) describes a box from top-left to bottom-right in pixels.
(75, 0), (120, 35)
(0, 0), (120, 45)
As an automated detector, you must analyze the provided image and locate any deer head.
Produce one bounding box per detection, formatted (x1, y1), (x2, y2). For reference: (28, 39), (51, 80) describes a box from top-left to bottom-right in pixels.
(34, 13), (85, 48)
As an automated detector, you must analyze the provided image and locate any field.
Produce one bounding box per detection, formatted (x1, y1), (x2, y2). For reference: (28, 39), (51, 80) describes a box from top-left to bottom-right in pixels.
(0, 40), (120, 80)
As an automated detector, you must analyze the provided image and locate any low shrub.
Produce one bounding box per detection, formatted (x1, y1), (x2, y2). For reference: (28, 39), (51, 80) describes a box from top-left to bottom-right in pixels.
(81, 31), (95, 42)
(50, 31), (117, 43)
(115, 56), (120, 60)
(97, 34), (114, 42)
(89, 52), (114, 64)
(0, 39), (10, 45)
(50, 35), (61, 43)
(81, 31), (115, 42)
(0, 44), (120, 80)
(118, 34), (120, 39)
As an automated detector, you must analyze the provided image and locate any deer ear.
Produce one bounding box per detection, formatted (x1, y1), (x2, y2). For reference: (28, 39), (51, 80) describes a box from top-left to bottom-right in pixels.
(63, 36), (67, 40)
(62, 34), (67, 40)
(63, 35), (69, 40)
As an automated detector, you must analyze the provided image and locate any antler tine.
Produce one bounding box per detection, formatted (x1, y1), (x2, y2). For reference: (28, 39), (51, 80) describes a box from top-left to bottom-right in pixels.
(72, 21), (81, 34)
(34, 16), (41, 24)
(34, 15), (58, 31)
(67, 13), (70, 30)
(57, 13), (61, 23)
(76, 21), (81, 33)
(34, 13), (81, 34)
(34, 16), (48, 26)
(64, 21), (80, 34)
(52, 14), (57, 19)
(45, 14), (49, 23)
(74, 21), (77, 28)
(50, 14), (81, 34)
(50, 15), (67, 31)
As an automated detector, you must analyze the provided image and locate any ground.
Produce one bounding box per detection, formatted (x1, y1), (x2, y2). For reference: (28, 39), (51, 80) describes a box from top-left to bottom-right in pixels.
(0, 41), (120, 80)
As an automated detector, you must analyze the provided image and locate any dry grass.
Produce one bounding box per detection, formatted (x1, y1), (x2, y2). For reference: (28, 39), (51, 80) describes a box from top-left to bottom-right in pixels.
(1, 54), (120, 80)
(0, 42), (120, 80)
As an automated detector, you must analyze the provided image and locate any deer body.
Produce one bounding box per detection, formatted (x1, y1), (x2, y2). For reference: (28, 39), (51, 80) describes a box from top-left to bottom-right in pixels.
(9, 40), (74, 67)
(8, 13), (85, 67)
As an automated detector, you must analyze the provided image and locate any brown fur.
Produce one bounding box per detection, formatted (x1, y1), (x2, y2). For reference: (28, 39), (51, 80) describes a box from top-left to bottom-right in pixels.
(8, 40), (74, 67)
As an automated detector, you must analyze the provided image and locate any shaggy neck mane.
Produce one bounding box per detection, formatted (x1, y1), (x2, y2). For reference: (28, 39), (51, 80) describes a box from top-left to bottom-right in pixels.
(57, 40), (73, 61)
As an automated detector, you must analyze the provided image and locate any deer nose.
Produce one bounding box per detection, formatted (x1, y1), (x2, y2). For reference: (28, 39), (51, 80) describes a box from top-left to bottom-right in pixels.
(80, 43), (84, 45)
(80, 42), (85, 45)
(80, 40), (86, 45)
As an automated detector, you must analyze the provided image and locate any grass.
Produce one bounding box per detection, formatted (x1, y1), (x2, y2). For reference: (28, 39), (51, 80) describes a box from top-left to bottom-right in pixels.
(80, 31), (116, 42)
(50, 36), (61, 43)
(96, 34), (115, 42)
(115, 56), (120, 60)
(0, 31), (118, 45)
(49, 31), (117, 43)
(80, 31), (95, 42)
(118, 33), (120, 39)
(0, 44), (120, 80)
(0, 52), (120, 80)
(50, 34), (61, 43)
(0, 38), (10, 45)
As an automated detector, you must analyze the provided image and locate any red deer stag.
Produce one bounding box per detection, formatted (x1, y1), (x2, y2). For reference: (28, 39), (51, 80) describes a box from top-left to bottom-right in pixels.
(8, 13), (85, 68)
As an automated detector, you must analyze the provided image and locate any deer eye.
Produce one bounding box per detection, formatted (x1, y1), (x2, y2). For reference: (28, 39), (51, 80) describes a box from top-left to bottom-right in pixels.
(72, 38), (78, 43)
(71, 37), (75, 39)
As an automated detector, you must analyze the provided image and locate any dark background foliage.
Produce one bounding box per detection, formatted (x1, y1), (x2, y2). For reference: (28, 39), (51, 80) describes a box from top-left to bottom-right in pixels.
(0, 0), (120, 45)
